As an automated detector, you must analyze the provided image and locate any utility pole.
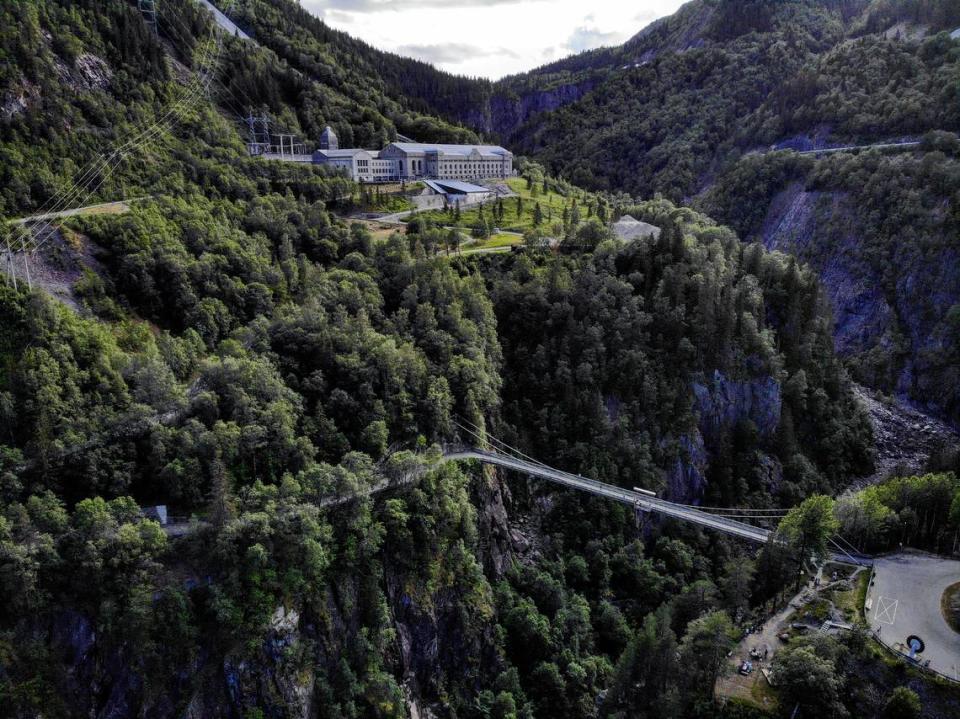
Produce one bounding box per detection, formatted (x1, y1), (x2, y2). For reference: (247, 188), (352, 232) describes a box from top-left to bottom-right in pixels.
(247, 111), (257, 150)
(19, 234), (32, 291)
(3, 239), (18, 291)
(138, 0), (159, 36)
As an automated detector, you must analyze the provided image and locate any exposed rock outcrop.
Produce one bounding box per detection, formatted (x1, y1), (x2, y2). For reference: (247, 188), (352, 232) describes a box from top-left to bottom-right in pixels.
(663, 370), (783, 502)
(1, 77), (42, 122)
(849, 383), (960, 489)
(692, 370), (781, 444)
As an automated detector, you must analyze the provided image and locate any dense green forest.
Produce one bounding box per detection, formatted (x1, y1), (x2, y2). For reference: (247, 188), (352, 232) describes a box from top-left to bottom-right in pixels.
(495, 0), (960, 198)
(227, 0), (492, 141)
(444, 0), (960, 427)
(0, 1), (958, 718)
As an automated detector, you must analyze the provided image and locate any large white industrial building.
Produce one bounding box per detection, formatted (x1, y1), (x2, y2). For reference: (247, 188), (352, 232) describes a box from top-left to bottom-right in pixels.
(311, 127), (513, 183)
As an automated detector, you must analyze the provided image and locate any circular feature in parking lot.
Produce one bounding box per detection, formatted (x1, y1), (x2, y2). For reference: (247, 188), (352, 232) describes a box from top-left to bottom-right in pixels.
(906, 635), (925, 655)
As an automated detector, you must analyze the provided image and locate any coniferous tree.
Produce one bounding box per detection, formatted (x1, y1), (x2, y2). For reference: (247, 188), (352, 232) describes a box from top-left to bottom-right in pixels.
(207, 455), (235, 529)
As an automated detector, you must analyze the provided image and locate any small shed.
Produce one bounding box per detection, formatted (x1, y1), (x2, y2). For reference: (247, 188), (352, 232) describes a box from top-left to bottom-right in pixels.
(141, 505), (168, 525)
(611, 214), (662, 242)
(423, 179), (492, 202)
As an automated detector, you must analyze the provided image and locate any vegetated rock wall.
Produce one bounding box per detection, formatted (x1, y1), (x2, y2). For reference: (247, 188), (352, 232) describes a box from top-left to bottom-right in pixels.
(692, 370), (781, 446)
(462, 79), (599, 139)
(758, 180), (960, 427)
(26, 468), (516, 719)
(759, 183), (894, 358)
(664, 370), (784, 503)
(663, 431), (709, 503)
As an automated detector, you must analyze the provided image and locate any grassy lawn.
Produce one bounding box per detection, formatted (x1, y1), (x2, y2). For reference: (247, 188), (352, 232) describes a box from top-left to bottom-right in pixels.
(825, 569), (870, 625)
(477, 233), (521, 249)
(417, 176), (590, 234)
(461, 233), (522, 255)
(853, 569), (870, 621)
(717, 664), (779, 714)
(749, 670), (780, 711)
(360, 194), (413, 213)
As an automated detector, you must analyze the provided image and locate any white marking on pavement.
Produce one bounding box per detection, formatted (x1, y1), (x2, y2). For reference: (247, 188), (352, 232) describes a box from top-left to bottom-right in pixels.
(875, 596), (899, 625)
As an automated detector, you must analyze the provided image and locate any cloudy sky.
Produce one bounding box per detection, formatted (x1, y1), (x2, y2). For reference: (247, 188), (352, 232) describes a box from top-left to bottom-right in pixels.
(301, 0), (687, 79)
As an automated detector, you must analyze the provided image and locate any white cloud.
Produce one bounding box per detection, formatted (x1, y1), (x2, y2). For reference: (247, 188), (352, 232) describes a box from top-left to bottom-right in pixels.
(395, 43), (521, 65)
(301, 0), (688, 79)
(307, 0), (525, 10)
(565, 22), (627, 53)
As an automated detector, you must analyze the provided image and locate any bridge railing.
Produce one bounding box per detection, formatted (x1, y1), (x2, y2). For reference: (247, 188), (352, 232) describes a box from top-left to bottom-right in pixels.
(454, 447), (772, 541)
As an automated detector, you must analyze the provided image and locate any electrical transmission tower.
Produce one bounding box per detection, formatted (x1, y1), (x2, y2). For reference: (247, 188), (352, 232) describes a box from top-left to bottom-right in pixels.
(246, 109), (272, 156)
(138, 0), (159, 35)
(244, 110), (307, 158)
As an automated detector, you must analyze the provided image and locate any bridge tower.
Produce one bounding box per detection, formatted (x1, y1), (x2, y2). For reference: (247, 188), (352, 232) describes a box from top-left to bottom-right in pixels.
(138, 0), (159, 36)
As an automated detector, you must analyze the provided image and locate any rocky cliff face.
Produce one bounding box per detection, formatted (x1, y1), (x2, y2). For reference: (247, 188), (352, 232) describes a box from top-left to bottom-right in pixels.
(758, 180), (960, 427)
(692, 370), (781, 447)
(663, 431), (709, 503)
(461, 79), (599, 139)
(30, 470), (516, 719)
(760, 184), (894, 358)
(663, 370), (784, 503)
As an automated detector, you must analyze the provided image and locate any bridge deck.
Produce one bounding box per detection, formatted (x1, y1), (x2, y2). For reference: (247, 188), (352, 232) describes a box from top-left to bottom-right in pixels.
(446, 450), (770, 543)
(443, 449), (871, 566)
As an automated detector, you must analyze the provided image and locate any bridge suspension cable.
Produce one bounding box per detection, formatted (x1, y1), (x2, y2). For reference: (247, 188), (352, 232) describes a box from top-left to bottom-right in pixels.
(452, 416), (553, 472)
(455, 416), (794, 523)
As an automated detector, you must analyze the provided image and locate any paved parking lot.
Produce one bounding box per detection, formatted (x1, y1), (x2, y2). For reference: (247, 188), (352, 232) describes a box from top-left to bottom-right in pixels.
(867, 551), (960, 681)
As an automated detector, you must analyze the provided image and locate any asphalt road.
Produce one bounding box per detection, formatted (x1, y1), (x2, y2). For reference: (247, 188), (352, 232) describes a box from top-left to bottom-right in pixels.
(198, 0), (251, 40)
(867, 551), (960, 681)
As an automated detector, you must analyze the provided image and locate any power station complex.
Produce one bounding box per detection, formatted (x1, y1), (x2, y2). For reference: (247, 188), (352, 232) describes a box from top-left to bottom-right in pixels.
(310, 127), (514, 183)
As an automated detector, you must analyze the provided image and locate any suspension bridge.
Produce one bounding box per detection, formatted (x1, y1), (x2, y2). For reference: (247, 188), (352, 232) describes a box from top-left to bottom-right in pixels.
(438, 419), (872, 567)
(439, 447), (871, 566)
(0, 0), (872, 568)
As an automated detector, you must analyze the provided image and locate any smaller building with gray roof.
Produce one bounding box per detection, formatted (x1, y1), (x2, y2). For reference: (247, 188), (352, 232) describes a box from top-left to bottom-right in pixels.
(612, 215), (662, 242)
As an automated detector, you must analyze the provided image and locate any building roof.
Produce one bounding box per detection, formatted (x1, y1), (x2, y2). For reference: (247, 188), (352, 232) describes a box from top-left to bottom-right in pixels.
(612, 215), (662, 242)
(388, 142), (512, 158)
(313, 148), (376, 159)
(424, 179), (492, 195)
(951, 27), (960, 39)
(321, 125), (337, 139)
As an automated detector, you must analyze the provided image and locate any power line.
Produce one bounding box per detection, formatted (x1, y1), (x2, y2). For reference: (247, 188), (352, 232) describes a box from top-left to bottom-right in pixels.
(21, 0), (230, 252)
(20, 2), (233, 258)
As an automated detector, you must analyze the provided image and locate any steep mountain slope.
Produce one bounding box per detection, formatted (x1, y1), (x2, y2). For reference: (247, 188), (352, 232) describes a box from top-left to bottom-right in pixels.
(488, 0), (960, 195)
(0, 3), (890, 718)
(458, 0), (960, 426)
(223, 0), (489, 145)
(0, 0), (478, 221)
